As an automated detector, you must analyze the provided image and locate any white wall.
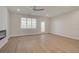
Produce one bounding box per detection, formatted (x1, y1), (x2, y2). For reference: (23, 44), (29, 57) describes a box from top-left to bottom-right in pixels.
(10, 13), (51, 37)
(51, 10), (79, 40)
(0, 7), (9, 48)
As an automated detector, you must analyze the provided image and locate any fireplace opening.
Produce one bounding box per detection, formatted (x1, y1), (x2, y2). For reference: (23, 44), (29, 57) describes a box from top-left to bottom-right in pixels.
(0, 30), (6, 40)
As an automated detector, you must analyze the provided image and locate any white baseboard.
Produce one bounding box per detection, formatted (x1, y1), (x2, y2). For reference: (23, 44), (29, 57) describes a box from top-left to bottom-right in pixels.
(51, 32), (79, 40)
(10, 32), (49, 37)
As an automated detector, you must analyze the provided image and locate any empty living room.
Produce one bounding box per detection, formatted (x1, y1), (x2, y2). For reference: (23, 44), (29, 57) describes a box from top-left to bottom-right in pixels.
(0, 6), (79, 53)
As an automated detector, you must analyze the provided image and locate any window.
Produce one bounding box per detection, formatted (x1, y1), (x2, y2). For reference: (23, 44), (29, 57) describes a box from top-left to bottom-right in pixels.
(21, 18), (27, 29)
(21, 17), (36, 29)
(32, 19), (36, 28)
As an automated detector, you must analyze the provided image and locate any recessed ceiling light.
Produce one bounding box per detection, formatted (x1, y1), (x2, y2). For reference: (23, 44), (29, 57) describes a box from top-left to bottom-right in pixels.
(17, 9), (20, 12)
(46, 14), (49, 16)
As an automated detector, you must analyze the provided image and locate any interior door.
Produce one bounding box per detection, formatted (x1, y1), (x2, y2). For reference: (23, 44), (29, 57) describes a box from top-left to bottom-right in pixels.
(41, 21), (45, 33)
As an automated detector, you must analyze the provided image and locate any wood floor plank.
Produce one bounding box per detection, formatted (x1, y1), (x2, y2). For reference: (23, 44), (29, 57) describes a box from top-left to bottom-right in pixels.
(0, 34), (79, 53)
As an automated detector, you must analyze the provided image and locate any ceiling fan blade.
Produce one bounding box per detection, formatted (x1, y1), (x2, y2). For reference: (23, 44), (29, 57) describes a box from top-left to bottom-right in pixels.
(33, 6), (44, 11)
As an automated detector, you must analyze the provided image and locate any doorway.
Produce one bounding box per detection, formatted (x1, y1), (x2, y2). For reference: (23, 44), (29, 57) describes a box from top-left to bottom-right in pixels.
(41, 21), (45, 33)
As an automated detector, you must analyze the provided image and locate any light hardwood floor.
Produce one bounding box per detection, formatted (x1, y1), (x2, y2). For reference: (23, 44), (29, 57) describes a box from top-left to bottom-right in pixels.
(0, 34), (79, 53)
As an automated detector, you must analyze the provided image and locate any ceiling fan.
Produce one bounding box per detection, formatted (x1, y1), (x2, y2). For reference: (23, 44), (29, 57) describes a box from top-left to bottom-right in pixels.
(32, 6), (44, 11)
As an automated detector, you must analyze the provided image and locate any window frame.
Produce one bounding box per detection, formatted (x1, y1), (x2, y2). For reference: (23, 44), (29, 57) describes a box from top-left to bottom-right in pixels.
(21, 17), (37, 29)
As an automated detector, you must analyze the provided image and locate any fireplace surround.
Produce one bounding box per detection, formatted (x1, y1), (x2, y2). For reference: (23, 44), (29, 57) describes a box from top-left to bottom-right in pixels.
(0, 30), (6, 40)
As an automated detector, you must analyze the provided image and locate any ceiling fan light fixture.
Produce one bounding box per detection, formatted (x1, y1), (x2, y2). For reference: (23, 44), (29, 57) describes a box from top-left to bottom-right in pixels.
(33, 6), (44, 11)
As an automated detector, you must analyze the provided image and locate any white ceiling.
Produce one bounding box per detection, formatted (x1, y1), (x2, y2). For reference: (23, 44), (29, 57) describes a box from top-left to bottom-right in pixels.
(7, 6), (79, 17)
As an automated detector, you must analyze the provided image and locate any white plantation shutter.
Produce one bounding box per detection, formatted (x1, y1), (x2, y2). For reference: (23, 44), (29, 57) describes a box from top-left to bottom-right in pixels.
(21, 17), (36, 29)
